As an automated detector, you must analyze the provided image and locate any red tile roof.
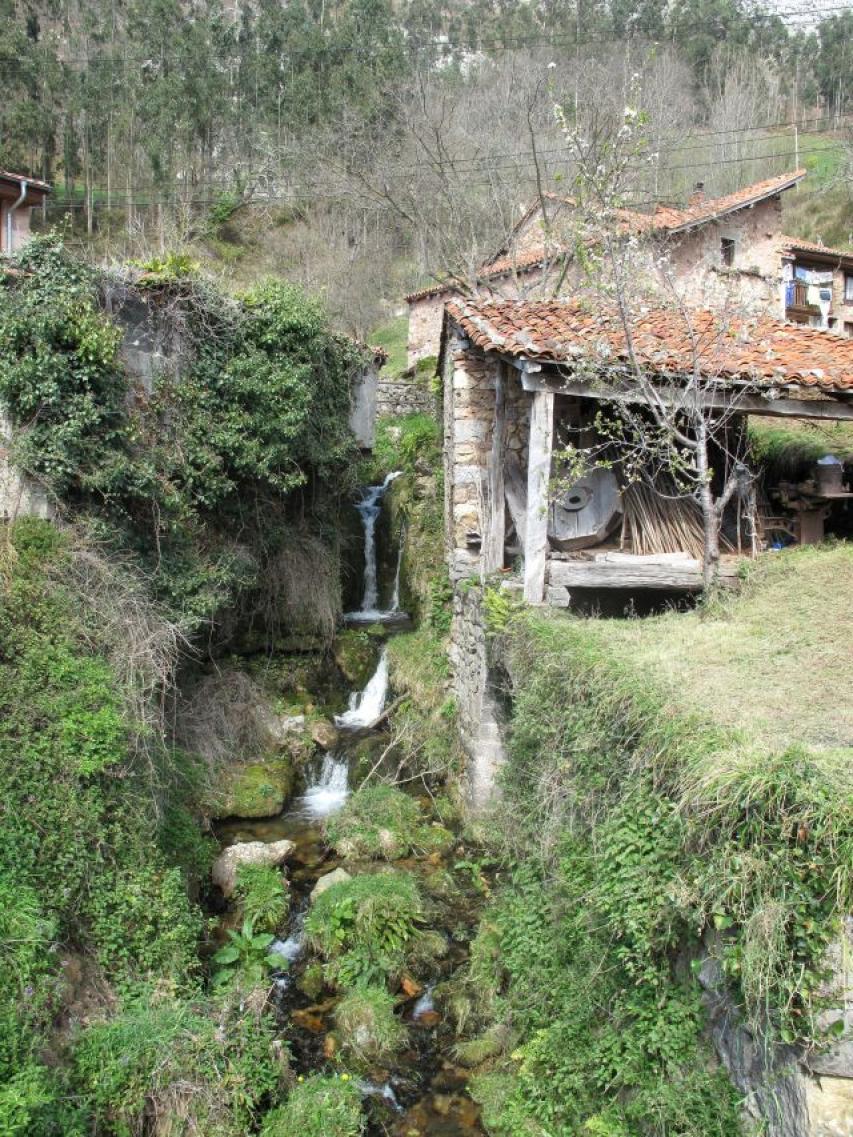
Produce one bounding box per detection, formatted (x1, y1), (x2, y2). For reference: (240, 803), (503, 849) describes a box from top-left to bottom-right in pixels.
(658, 169), (805, 232)
(0, 171), (51, 194)
(408, 171), (806, 304)
(781, 234), (853, 264)
(446, 298), (853, 393)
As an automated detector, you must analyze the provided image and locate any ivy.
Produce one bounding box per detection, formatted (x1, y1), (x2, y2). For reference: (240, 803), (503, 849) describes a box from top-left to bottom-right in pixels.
(0, 237), (366, 633)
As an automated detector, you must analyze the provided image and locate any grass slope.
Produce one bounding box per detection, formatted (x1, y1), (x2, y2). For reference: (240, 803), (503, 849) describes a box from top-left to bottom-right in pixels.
(466, 546), (852, 1134)
(580, 544), (853, 752)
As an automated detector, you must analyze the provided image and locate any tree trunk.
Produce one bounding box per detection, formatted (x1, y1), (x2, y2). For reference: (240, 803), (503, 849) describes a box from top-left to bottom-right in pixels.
(695, 419), (720, 590)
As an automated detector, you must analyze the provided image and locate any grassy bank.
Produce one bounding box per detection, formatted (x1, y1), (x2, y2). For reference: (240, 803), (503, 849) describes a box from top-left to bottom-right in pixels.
(464, 546), (852, 1135)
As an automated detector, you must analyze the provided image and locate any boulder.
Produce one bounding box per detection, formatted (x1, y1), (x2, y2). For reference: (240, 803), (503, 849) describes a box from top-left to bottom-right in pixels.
(212, 839), (295, 898)
(310, 867), (352, 904)
(311, 719), (340, 751)
(210, 756), (296, 821)
(333, 630), (380, 688)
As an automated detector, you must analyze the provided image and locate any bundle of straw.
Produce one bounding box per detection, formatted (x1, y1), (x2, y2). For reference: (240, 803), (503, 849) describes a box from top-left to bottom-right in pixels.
(620, 482), (706, 560)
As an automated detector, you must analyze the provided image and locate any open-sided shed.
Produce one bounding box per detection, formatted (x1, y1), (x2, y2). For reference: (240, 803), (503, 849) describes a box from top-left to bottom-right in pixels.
(440, 298), (853, 604)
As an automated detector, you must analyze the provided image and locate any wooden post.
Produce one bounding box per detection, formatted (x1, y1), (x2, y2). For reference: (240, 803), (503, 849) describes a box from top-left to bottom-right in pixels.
(524, 390), (554, 603)
(482, 364), (506, 574)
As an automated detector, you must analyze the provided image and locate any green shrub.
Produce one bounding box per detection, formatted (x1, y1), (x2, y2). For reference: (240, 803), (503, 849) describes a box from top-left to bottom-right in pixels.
(234, 864), (289, 933)
(71, 995), (282, 1137)
(325, 784), (448, 860)
(261, 1074), (364, 1137)
(0, 239), (367, 634)
(373, 413), (440, 475)
(334, 986), (407, 1067)
(304, 871), (423, 988)
(212, 918), (280, 990)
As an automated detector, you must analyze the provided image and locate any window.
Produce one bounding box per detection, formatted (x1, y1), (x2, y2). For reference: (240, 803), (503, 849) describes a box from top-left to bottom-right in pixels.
(845, 273), (853, 302)
(720, 237), (736, 267)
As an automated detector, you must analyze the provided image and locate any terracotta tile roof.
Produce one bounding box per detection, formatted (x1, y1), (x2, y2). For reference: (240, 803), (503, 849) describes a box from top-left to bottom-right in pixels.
(408, 171), (806, 304)
(658, 169), (805, 232)
(446, 298), (853, 393)
(781, 234), (853, 264)
(0, 171), (51, 194)
(405, 246), (562, 303)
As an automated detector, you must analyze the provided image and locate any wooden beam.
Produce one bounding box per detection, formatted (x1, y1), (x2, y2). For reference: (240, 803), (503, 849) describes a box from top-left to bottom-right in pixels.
(519, 370), (853, 422)
(482, 363), (506, 573)
(548, 552), (740, 591)
(524, 389), (554, 603)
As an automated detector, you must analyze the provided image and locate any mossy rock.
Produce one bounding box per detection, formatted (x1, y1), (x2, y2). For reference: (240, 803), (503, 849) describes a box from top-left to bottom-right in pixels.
(350, 735), (390, 784)
(333, 630), (380, 688)
(325, 785), (438, 861)
(210, 755), (296, 820)
(261, 1074), (363, 1137)
(334, 985), (408, 1068)
(298, 962), (326, 1000)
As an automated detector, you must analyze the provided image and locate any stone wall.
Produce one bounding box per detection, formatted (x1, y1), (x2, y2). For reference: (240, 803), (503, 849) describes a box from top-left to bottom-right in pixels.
(407, 293), (447, 366)
(666, 195), (785, 316)
(0, 411), (56, 522)
(449, 584), (506, 810)
(349, 361), (378, 449)
(443, 331), (531, 581)
(699, 917), (853, 1137)
(376, 375), (436, 420)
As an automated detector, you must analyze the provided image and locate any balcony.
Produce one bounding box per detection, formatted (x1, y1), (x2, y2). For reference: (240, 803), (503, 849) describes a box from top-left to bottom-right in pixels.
(785, 280), (821, 323)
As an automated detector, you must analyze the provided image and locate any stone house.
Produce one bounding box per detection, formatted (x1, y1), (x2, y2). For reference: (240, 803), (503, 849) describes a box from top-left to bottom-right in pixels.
(440, 296), (853, 604)
(408, 168), (807, 365)
(0, 171), (50, 255)
(782, 235), (853, 336)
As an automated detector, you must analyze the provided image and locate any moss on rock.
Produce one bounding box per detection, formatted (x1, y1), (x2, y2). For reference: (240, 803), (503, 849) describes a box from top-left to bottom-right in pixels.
(211, 755), (297, 820)
(325, 785), (447, 861)
(333, 630), (380, 689)
(334, 986), (407, 1068)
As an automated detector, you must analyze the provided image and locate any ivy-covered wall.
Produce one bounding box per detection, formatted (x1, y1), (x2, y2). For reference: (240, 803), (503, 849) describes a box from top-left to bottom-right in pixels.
(0, 237), (370, 644)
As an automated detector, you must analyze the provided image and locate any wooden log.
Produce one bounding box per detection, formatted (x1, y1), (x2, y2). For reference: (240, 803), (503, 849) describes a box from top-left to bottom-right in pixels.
(547, 552), (740, 591)
(524, 389), (554, 603)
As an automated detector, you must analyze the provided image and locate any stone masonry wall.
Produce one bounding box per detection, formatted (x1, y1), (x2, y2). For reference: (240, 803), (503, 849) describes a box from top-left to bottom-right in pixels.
(376, 375), (436, 420)
(407, 294), (447, 366)
(449, 585), (506, 810)
(0, 410), (56, 522)
(446, 334), (497, 565)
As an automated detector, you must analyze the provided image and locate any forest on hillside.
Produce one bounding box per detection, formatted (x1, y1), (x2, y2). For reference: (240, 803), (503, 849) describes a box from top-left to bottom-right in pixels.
(3, 0), (852, 332)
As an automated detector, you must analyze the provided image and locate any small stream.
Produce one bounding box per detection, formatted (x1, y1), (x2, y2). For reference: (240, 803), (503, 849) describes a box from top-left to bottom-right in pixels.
(214, 477), (487, 1137)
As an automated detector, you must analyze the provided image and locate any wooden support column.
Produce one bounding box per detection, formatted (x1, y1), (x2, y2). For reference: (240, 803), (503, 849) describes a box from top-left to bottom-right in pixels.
(482, 363), (506, 574)
(524, 389), (554, 603)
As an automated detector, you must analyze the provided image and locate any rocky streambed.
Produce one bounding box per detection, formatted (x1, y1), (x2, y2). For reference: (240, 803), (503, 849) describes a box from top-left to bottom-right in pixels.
(211, 699), (489, 1137)
(205, 475), (489, 1137)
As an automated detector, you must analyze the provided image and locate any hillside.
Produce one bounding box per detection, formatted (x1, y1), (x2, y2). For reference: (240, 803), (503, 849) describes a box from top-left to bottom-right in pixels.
(460, 548), (853, 1134)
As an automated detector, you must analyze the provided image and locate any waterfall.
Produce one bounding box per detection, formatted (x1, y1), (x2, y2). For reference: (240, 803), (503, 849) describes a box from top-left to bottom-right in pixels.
(292, 753), (350, 819)
(389, 522), (406, 613)
(334, 648), (389, 730)
(270, 903), (307, 967)
(412, 983), (436, 1020)
(349, 471), (401, 619)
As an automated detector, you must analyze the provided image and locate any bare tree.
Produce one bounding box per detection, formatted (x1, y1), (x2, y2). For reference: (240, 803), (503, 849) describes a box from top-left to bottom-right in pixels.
(554, 87), (762, 587)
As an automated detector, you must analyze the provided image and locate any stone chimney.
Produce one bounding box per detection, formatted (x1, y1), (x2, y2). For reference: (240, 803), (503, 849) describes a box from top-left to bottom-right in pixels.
(688, 181), (705, 207)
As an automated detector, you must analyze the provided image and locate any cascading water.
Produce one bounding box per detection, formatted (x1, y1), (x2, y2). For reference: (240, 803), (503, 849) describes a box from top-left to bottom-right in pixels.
(293, 752), (350, 819)
(347, 471), (402, 621)
(412, 983), (436, 1021)
(334, 648), (389, 730)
